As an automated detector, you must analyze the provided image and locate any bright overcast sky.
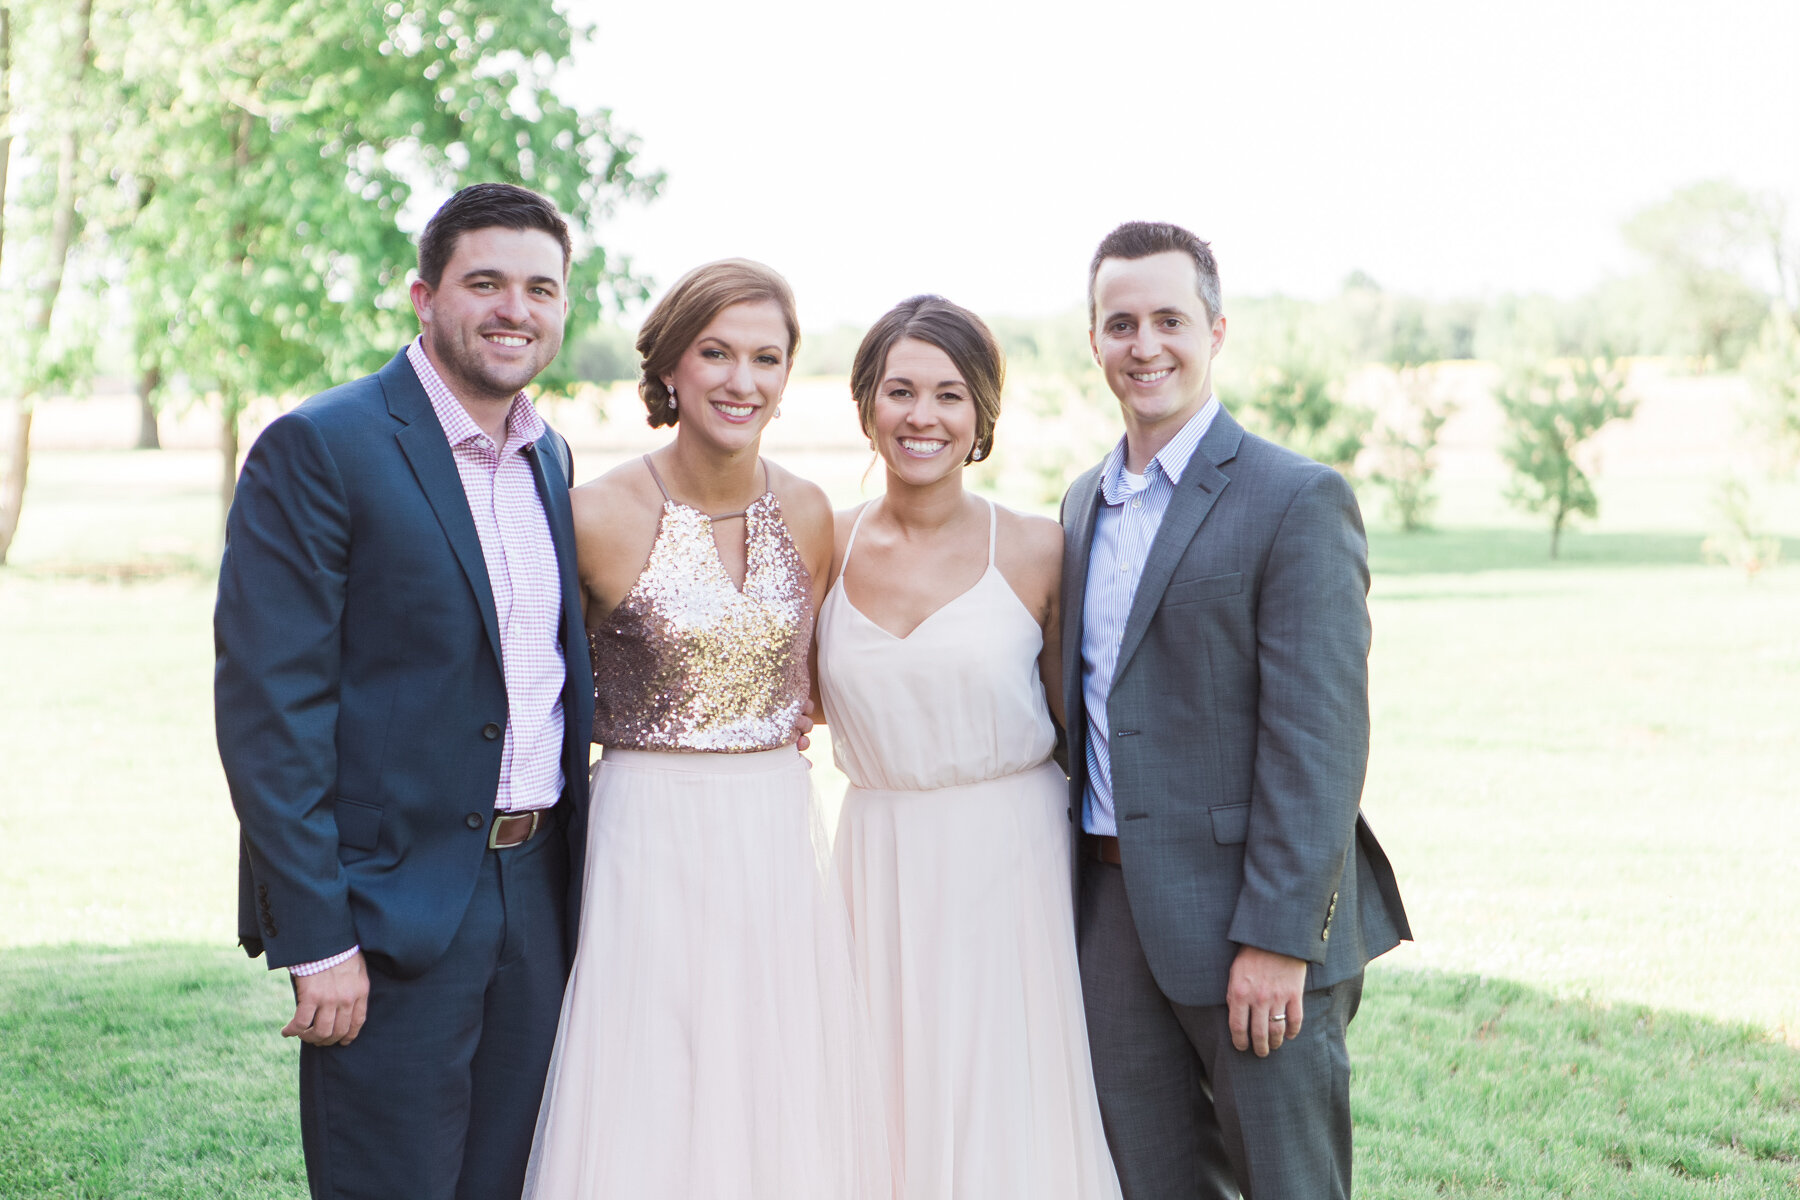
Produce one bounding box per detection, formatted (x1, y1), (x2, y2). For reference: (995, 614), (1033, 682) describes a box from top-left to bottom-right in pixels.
(560, 0), (1799, 328)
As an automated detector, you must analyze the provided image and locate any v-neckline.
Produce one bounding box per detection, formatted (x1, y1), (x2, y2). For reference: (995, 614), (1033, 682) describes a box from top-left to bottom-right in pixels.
(839, 564), (998, 642)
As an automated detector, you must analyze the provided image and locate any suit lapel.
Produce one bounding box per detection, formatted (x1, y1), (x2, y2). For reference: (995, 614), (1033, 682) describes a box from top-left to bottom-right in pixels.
(383, 351), (504, 664)
(1061, 465), (1103, 732)
(526, 432), (584, 657)
(1112, 410), (1243, 678)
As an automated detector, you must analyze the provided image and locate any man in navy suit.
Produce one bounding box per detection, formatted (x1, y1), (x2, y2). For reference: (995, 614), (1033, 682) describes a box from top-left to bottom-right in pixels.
(215, 183), (595, 1199)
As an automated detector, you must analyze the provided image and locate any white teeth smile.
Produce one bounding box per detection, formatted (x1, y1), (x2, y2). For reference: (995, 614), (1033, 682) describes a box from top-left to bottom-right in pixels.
(715, 403), (754, 418)
(1130, 369), (1172, 383)
(486, 335), (528, 347)
(900, 439), (947, 456)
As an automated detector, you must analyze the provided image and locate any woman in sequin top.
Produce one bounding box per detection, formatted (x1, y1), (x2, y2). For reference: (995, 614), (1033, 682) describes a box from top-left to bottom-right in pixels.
(524, 260), (895, 1198)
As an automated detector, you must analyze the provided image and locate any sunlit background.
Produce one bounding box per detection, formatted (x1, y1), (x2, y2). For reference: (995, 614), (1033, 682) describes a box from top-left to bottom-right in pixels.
(564, 0), (1800, 326)
(2, 2), (1798, 1193)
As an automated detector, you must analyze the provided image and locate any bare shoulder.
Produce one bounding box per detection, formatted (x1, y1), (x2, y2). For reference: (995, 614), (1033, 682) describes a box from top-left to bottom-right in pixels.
(571, 458), (662, 543)
(994, 504), (1064, 573)
(832, 499), (875, 558)
(765, 459), (833, 537)
(992, 502), (1063, 623)
(764, 458), (834, 570)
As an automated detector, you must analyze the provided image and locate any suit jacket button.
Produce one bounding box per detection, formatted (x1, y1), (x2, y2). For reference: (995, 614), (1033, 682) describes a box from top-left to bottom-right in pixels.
(466, 812), (484, 830)
(482, 722), (501, 740)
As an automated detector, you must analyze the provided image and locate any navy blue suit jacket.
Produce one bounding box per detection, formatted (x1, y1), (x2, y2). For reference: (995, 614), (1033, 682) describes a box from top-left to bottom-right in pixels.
(215, 348), (594, 978)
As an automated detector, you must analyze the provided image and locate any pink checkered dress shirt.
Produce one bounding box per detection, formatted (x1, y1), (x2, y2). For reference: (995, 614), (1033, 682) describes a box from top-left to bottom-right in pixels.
(292, 341), (568, 978)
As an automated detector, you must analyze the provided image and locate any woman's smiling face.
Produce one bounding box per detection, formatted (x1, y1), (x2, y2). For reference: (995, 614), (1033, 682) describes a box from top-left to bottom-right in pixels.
(872, 338), (977, 485)
(662, 299), (793, 453)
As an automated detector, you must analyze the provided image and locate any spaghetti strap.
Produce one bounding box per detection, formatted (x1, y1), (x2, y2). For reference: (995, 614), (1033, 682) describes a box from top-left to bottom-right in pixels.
(840, 501), (875, 576)
(642, 454), (672, 502)
(985, 496), (998, 567)
(644, 454), (766, 522)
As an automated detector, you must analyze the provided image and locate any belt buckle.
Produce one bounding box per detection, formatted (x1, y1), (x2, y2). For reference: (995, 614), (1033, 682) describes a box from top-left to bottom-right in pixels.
(488, 810), (540, 850)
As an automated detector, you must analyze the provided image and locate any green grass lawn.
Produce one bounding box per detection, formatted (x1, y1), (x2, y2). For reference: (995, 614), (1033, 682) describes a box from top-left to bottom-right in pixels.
(3, 949), (1794, 1198)
(3, 434), (1799, 1197)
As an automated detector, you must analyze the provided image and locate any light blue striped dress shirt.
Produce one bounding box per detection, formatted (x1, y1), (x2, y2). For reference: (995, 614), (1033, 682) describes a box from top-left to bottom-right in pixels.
(1081, 397), (1220, 836)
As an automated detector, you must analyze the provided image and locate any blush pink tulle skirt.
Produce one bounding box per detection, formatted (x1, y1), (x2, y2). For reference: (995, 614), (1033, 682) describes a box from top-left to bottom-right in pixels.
(523, 746), (895, 1199)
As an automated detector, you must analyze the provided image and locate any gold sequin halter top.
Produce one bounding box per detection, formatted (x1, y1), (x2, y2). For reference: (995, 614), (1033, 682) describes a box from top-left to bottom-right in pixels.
(589, 455), (814, 753)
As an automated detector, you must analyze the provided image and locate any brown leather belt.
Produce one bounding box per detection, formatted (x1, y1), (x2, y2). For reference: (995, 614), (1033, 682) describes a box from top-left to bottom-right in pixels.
(1084, 833), (1122, 865)
(488, 810), (545, 850)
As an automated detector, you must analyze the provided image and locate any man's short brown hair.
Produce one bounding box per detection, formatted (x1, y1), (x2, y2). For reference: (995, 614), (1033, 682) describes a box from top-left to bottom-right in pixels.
(1088, 221), (1222, 328)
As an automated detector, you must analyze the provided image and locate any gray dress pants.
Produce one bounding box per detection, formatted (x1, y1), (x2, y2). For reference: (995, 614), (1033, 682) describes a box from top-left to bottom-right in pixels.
(1077, 856), (1362, 1200)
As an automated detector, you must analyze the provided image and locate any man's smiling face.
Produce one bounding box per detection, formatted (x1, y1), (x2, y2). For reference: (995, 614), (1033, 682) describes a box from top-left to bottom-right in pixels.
(410, 226), (569, 405)
(1089, 250), (1226, 440)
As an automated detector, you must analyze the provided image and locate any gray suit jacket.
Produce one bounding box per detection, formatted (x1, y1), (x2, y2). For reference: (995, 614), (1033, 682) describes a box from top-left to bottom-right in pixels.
(1061, 406), (1410, 1007)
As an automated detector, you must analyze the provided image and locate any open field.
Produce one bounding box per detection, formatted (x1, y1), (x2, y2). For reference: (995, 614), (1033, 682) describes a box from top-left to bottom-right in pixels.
(3, 364), (1798, 1195)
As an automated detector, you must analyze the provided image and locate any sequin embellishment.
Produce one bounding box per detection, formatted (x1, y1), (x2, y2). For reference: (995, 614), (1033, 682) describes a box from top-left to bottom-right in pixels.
(590, 492), (813, 752)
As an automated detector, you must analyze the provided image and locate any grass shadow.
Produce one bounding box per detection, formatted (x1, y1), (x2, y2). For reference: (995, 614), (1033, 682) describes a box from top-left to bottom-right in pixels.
(0, 943), (304, 1199)
(1355, 965), (1800, 1196)
(1365, 528), (1800, 576)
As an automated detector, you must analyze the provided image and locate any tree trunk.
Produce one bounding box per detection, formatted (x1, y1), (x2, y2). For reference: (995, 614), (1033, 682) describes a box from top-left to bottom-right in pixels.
(0, 5), (14, 281)
(0, 7), (15, 564)
(0, 0), (92, 563)
(218, 395), (240, 539)
(134, 365), (162, 450)
(1550, 509), (1565, 560)
(0, 403), (28, 564)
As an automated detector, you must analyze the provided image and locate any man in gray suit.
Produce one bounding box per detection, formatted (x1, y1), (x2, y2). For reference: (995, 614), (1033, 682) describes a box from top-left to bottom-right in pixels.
(1061, 220), (1411, 1199)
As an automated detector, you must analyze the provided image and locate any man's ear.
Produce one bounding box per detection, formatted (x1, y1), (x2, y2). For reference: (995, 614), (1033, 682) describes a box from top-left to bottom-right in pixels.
(410, 278), (434, 327)
(1089, 327), (1101, 364)
(1210, 314), (1228, 357)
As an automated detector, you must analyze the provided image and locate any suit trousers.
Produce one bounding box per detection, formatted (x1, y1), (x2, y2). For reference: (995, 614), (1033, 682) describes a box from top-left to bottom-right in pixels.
(298, 821), (570, 1200)
(1078, 857), (1361, 1200)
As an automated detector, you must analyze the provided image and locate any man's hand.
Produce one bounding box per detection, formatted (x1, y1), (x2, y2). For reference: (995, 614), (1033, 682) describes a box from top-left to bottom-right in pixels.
(283, 952), (370, 1046)
(1226, 945), (1307, 1057)
(795, 698), (817, 753)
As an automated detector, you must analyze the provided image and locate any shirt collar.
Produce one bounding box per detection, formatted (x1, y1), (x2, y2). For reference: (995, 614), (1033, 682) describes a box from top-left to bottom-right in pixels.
(1098, 395), (1219, 504)
(406, 337), (546, 453)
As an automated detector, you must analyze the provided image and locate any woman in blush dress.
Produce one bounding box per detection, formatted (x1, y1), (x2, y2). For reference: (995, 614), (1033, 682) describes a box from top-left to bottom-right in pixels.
(818, 295), (1122, 1199)
(525, 260), (893, 1199)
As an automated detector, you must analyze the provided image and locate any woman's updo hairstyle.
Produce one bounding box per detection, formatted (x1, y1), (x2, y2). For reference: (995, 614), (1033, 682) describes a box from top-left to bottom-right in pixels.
(849, 295), (1004, 464)
(636, 258), (801, 428)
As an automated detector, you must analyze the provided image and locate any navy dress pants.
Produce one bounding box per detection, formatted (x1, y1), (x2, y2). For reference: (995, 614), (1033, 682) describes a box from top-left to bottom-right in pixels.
(298, 823), (569, 1200)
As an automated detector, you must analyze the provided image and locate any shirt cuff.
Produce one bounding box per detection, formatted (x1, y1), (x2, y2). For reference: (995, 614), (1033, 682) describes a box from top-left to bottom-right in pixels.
(290, 946), (360, 977)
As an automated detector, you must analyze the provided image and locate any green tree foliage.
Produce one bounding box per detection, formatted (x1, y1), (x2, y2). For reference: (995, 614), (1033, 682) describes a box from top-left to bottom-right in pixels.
(1622, 180), (1783, 368)
(1701, 476), (1782, 580)
(0, 0), (658, 556)
(1495, 357), (1637, 558)
(109, 0), (658, 522)
(1368, 366), (1455, 533)
(1742, 310), (1800, 474)
(566, 322), (641, 388)
(1214, 296), (1367, 475)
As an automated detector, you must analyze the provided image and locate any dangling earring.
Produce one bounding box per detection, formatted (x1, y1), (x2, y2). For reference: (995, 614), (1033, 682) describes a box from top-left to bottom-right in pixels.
(668, 386), (678, 411)
(774, 405), (783, 419)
